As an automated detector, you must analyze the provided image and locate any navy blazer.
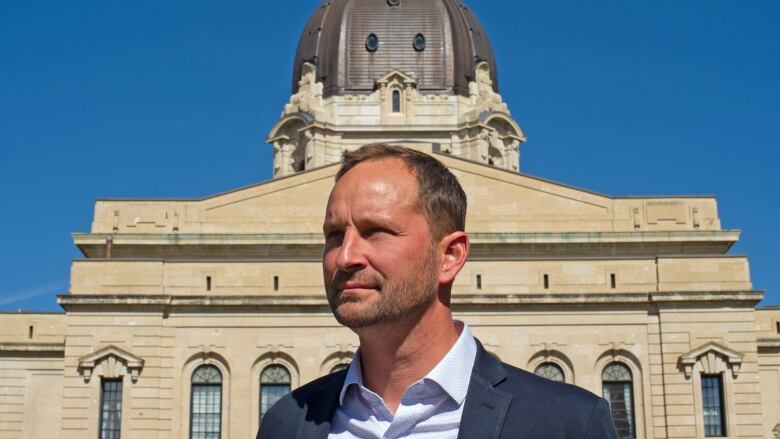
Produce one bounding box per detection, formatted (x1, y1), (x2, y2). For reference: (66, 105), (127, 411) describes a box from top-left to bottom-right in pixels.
(259, 340), (618, 438)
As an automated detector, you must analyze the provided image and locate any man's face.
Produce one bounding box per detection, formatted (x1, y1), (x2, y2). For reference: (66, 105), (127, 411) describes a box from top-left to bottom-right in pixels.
(322, 158), (440, 329)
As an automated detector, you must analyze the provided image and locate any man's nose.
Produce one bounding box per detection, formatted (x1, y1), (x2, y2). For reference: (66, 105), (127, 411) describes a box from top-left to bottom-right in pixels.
(336, 229), (367, 272)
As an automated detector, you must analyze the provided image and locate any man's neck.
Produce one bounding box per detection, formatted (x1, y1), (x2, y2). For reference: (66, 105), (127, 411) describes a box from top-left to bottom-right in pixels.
(355, 308), (461, 414)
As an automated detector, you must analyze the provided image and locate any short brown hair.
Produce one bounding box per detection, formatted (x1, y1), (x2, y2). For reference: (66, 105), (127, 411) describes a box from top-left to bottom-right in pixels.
(336, 144), (467, 240)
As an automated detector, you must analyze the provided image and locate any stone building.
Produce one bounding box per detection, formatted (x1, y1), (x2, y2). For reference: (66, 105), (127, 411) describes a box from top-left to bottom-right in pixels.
(1, 0), (779, 438)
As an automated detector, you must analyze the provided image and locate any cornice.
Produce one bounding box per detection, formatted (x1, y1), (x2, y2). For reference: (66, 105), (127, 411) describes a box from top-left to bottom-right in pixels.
(57, 290), (763, 310)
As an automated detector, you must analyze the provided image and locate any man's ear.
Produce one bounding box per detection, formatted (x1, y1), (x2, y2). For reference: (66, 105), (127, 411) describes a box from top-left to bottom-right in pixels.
(438, 231), (470, 285)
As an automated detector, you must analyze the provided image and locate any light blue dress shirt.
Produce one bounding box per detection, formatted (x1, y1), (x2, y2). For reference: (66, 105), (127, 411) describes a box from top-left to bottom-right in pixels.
(329, 323), (478, 439)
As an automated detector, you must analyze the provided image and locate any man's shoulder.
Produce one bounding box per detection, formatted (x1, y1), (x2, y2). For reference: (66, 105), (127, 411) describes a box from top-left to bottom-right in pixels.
(500, 361), (601, 405)
(489, 361), (616, 438)
(259, 370), (346, 438)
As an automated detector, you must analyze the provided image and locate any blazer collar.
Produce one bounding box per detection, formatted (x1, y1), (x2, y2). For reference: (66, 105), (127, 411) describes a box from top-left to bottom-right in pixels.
(457, 339), (513, 439)
(297, 370), (347, 439)
(298, 339), (512, 439)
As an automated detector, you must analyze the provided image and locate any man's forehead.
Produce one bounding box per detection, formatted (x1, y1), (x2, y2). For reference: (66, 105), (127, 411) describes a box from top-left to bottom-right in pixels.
(325, 159), (420, 216)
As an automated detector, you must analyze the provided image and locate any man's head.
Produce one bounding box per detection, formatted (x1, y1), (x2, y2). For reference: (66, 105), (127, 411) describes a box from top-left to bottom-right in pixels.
(322, 144), (470, 330)
(335, 144), (467, 242)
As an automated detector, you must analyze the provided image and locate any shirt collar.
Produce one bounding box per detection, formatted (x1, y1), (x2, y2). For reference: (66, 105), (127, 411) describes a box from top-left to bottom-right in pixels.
(338, 321), (477, 406)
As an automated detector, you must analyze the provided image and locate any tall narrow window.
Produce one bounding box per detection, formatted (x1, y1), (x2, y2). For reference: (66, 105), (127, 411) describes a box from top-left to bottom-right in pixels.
(776, 321), (780, 334)
(100, 379), (123, 439)
(610, 273), (617, 289)
(702, 375), (726, 437)
(191, 365), (222, 439)
(260, 365), (291, 423)
(273, 276), (279, 291)
(543, 274), (549, 289)
(476, 274), (482, 290)
(392, 90), (401, 113)
(534, 362), (565, 383)
(602, 362), (635, 439)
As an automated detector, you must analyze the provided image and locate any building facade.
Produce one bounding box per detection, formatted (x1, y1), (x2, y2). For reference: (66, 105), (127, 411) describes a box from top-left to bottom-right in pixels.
(1, 0), (779, 438)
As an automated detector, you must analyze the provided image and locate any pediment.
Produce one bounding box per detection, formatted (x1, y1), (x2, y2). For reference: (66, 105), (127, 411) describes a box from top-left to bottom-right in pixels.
(679, 341), (743, 378)
(375, 69), (417, 87)
(90, 146), (718, 237)
(78, 345), (145, 382)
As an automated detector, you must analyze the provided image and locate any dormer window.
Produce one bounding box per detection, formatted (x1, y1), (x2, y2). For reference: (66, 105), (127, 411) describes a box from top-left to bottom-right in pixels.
(392, 90), (401, 113)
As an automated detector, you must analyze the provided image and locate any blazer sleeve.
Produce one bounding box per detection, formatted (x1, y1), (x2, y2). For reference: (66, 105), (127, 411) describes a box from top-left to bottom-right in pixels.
(584, 398), (619, 439)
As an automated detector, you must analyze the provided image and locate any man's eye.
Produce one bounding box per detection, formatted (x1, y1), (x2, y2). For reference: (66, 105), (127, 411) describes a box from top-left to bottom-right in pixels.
(363, 227), (387, 237)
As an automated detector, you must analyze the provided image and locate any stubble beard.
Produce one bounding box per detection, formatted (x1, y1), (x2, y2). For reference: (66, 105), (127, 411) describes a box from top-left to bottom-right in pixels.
(325, 250), (439, 329)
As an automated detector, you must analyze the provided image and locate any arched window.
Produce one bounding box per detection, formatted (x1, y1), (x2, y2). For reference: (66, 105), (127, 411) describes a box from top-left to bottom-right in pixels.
(534, 362), (565, 382)
(392, 90), (401, 113)
(330, 363), (349, 373)
(260, 365), (291, 423)
(602, 362), (635, 439)
(190, 365), (222, 439)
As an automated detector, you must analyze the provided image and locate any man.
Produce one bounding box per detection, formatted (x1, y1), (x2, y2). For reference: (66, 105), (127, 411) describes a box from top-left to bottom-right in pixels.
(259, 144), (618, 438)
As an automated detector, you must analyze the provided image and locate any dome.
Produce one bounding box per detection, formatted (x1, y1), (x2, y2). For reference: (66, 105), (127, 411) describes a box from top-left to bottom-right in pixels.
(292, 0), (499, 98)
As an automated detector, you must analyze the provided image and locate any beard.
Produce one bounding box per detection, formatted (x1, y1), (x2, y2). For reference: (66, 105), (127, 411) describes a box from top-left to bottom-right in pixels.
(325, 249), (439, 329)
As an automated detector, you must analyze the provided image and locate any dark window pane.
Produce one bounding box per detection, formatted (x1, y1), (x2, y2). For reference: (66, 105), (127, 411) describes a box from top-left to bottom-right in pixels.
(392, 90), (401, 113)
(603, 362), (635, 439)
(534, 363), (565, 382)
(702, 375), (726, 437)
(260, 365), (292, 423)
(100, 379), (122, 439)
(191, 366), (222, 439)
(260, 384), (290, 422)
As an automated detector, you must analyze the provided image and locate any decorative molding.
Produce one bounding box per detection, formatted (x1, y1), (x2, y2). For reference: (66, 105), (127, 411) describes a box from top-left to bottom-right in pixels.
(78, 345), (144, 383)
(679, 341), (743, 379)
(0, 343), (64, 353)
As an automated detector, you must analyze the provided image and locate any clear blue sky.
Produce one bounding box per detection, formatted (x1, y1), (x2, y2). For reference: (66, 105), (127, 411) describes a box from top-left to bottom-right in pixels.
(1, 0), (778, 311)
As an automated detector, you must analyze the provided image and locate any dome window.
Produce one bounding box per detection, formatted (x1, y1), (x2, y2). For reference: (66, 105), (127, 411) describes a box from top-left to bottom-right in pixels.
(365, 33), (379, 52)
(413, 33), (426, 51)
(387, 0), (400, 6)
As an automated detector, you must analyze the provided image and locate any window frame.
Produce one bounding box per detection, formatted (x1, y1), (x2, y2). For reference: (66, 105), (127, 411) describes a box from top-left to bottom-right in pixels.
(701, 374), (727, 437)
(99, 378), (123, 439)
(189, 365), (223, 439)
(259, 365), (292, 424)
(602, 362), (636, 439)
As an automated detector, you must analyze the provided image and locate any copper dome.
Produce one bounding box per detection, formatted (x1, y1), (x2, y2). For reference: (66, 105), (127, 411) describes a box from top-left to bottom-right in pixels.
(292, 0), (499, 97)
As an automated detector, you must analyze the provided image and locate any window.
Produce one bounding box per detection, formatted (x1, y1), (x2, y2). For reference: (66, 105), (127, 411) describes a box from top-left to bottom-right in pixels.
(330, 363), (349, 373)
(776, 321), (780, 334)
(100, 379), (123, 439)
(190, 365), (222, 439)
(392, 90), (401, 113)
(260, 365), (291, 423)
(610, 273), (616, 289)
(602, 363), (635, 439)
(543, 274), (549, 289)
(534, 363), (564, 382)
(366, 33), (379, 52)
(702, 375), (726, 437)
(413, 33), (426, 51)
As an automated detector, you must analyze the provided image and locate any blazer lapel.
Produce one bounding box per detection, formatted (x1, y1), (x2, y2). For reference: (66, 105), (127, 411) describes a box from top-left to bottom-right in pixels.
(457, 341), (513, 439)
(296, 372), (346, 439)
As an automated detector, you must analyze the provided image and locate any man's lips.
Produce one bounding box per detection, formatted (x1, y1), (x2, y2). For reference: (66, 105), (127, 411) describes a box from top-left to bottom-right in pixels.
(336, 282), (377, 294)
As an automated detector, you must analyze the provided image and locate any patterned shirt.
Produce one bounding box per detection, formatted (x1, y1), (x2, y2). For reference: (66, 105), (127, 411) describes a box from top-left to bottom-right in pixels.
(329, 322), (477, 439)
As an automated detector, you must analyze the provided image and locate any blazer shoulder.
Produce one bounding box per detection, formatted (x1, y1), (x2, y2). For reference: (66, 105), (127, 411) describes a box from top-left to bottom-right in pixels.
(494, 362), (617, 438)
(259, 371), (346, 438)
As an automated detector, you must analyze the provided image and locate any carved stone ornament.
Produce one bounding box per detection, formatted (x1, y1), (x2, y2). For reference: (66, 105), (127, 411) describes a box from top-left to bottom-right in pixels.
(284, 62), (324, 116)
(469, 62), (508, 114)
(772, 423), (780, 438)
(679, 341), (743, 379)
(78, 345), (145, 383)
